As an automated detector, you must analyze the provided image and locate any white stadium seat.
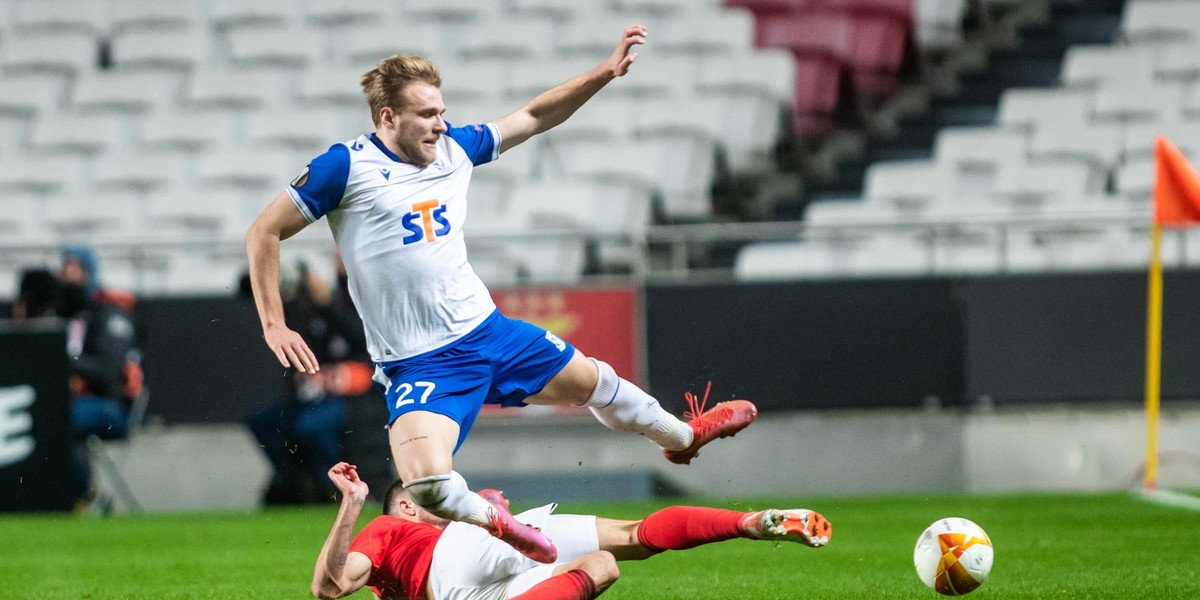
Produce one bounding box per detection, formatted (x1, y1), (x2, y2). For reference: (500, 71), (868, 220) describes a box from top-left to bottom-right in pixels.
(305, 0), (396, 26)
(210, 0), (299, 30)
(31, 113), (127, 155)
(299, 66), (371, 106)
(72, 71), (183, 114)
(864, 160), (952, 209)
(144, 190), (247, 235)
(139, 108), (239, 151)
(110, 0), (207, 33)
(996, 88), (1092, 131)
(43, 191), (143, 235)
(91, 152), (188, 192)
(403, 0), (499, 23)
(2, 31), (98, 74)
(0, 74), (69, 115)
(1121, 0), (1200, 44)
(1060, 45), (1156, 88)
(1029, 120), (1122, 170)
(243, 106), (347, 151)
(656, 10), (756, 57)
(195, 146), (297, 190)
(459, 19), (556, 61)
(338, 23), (446, 65)
(187, 67), (290, 109)
(11, 0), (108, 35)
(0, 193), (45, 239)
(0, 155), (87, 193)
(1091, 81), (1185, 123)
(1156, 41), (1200, 81)
(110, 28), (212, 72)
(991, 161), (1093, 207)
(227, 24), (325, 67)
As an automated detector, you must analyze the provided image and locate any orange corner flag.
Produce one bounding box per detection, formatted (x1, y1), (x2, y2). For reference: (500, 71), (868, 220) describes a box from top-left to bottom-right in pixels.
(1154, 135), (1200, 226)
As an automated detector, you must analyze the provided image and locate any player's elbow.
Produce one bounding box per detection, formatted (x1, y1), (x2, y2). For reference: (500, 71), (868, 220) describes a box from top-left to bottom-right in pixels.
(311, 577), (352, 600)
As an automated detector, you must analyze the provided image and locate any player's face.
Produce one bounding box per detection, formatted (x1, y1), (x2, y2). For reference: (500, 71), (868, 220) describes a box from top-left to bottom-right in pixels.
(382, 82), (447, 167)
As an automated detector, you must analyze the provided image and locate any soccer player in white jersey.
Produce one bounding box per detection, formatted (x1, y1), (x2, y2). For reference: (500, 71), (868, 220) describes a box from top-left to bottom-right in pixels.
(246, 26), (757, 564)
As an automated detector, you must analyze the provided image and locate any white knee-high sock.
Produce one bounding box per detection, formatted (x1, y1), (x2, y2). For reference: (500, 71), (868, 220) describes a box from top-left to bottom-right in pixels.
(585, 359), (694, 451)
(403, 471), (494, 527)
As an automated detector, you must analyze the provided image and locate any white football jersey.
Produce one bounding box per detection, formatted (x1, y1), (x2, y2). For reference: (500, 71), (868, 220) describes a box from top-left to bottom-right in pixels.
(286, 124), (502, 362)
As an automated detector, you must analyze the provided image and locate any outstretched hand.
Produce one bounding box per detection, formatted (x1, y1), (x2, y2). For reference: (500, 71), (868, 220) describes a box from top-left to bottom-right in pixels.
(328, 462), (370, 501)
(607, 25), (647, 78)
(263, 323), (320, 374)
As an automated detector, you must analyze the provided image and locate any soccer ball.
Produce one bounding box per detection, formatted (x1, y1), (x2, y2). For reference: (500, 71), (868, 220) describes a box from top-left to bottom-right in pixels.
(913, 517), (994, 596)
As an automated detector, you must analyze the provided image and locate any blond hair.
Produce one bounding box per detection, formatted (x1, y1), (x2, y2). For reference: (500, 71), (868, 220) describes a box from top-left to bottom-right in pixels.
(361, 55), (443, 127)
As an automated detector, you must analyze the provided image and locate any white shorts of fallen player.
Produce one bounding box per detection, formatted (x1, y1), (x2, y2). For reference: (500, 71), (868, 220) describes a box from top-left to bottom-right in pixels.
(429, 504), (600, 600)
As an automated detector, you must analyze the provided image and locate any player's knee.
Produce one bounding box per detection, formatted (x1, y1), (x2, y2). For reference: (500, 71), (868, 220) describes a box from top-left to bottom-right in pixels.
(402, 474), (453, 513)
(581, 550), (620, 591)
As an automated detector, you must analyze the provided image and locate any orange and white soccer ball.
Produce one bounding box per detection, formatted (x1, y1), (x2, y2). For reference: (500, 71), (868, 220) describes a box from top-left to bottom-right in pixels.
(913, 517), (994, 596)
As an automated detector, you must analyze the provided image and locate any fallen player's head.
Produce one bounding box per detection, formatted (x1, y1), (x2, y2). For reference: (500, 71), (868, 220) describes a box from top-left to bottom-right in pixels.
(383, 479), (451, 528)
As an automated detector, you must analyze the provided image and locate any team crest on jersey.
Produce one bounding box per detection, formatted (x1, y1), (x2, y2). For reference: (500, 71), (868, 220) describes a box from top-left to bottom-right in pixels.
(290, 167), (310, 188)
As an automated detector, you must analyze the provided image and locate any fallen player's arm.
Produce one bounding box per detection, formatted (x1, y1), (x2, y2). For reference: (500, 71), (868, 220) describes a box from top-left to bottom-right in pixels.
(311, 487), (373, 599)
(494, 24), (645, 152)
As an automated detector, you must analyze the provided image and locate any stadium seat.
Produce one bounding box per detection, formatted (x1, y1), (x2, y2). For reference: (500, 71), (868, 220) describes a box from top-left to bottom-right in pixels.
(72, 71), (183, 114)
(991, 161), (1093, 208)
(863, 160), (952, 209)
(600, 56), (699, 99)
(1156, 41), (1200, 81)
(243, 106), (348, 152)
(1, 31), (99, 74)
(734, 240), (827, 280)
(195, 146), (297, 190)
(437, 61), (512, 105)
(932, 230), (1005, 274)
(226, 24), (325, 67)
(91, 152), (188, 192)
(1029, 120), (1122, 176)
(458, 19), (556, 61)
(188, 67), (292, 109)
(805, 197), (899, 224)
(110, 0), (207, 33)
(10, 0), (108, 35)
(1121, 119), (1200, 159)
(30, 112), (126, 155)
(542, 97), (635, 143)
(655, 9), (757, 57)
(996, 88), (1092, 131)
(43, 191), (143, 235)
(696, 49), (795, 105)
(914, 0), (966, 50)
(299, 65), (375, 106)
(508, 0), (594, 21)
(631, 97), (723, 142)
(1120, 0), (1200, 44)
(1060, 45), (1156, 89)
(1114, 153), (1157, 202)
(139, 108), (239, 151)
(1091, 81), (1185, 123)
(337, 22), (446, 66)
(210, 0), (300, 30)
(403, 0), (500, 23)
(0, 154), (87, 193)
(556, 14), (656, 58)
(110, 28), (212, 72)
(0, 193), (44, 240)
(934, 126), (1029, 169)
(144, 190), (247, 235)
(305, 0), (396, 27)
(0, 73), (69, 115)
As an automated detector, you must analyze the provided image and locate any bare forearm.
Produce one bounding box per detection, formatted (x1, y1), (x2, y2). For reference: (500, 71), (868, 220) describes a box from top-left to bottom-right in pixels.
(522, 66), (616, 135)
(312, 495), (366, 598)
(245, 226), (287, 331)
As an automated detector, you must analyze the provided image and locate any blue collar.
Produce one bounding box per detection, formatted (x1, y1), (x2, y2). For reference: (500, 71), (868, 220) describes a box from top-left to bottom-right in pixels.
(369, 133), (408, 164)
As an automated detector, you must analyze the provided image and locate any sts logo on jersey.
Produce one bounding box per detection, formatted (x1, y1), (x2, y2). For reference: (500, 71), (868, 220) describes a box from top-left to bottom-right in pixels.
(402, 199), (450, 244)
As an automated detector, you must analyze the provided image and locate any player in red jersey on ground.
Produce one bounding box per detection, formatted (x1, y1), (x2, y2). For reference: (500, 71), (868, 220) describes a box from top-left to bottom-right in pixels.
(312, 463), (831, 600)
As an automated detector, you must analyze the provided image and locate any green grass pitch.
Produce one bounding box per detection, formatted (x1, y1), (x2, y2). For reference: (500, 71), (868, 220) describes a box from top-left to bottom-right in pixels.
(2, 492), (1198, 599)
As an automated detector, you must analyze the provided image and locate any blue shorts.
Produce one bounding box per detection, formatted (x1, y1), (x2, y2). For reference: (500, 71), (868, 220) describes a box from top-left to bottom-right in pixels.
(374, 309), (576, 453)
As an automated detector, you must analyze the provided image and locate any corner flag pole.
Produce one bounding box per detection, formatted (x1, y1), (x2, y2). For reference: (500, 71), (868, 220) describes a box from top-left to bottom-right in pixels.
(1143, 222), (1163, 491)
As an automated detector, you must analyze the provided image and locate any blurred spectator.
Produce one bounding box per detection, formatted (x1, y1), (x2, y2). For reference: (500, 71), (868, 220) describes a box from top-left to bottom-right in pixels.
(244, 255), (372, 504)
(10, 249), (143, 502)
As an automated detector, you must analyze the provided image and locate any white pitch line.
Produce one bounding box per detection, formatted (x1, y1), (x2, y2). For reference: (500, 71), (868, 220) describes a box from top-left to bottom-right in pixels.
(1136, 487), (1200, 512)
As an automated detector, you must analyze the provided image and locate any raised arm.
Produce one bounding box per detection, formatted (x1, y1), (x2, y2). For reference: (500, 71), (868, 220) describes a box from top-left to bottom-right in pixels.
(493, 24), (646, 153)
(312, 462), (374, 599)
(245, 192), (320, 374)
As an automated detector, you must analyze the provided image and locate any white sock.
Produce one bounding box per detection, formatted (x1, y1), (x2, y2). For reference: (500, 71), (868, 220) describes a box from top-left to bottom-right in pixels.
(584, 359), (694, 451)
(403, 471), (494, 527)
